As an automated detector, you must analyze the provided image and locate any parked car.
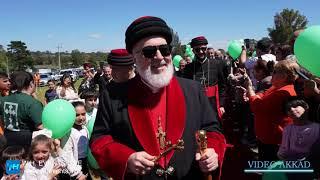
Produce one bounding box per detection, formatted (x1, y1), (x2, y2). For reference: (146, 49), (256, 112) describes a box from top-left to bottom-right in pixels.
(39, 74), (51, 86)
(59, 69), (79, 82)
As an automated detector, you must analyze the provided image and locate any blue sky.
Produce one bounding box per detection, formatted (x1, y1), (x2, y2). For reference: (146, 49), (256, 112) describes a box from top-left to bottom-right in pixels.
(1, 0), (319, 53)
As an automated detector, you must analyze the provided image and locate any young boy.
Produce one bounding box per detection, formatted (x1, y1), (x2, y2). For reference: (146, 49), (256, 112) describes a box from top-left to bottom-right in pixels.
(44, 80), (58, 104)
(82, 91), (98, 126)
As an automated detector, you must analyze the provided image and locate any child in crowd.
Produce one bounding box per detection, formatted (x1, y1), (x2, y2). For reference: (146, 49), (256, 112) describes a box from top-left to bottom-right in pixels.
(82, 91), (98, 126)
(0, 146), (26, 180)
(278, 98), (320, 160)
(45, 80), (58, 104)
(61, 101), (89, 180)
(24, 130), (85, 180)
(23, 134), (61, 180)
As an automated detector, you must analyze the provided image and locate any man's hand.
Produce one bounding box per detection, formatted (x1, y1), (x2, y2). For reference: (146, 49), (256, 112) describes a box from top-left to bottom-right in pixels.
(127, 151), (155, 175)
(195, 148), (219, 173)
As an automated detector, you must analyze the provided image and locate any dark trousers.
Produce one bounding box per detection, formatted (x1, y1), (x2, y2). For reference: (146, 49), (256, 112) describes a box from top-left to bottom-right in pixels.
(240, 103), (257, 146)
(257, 140), (279, 161)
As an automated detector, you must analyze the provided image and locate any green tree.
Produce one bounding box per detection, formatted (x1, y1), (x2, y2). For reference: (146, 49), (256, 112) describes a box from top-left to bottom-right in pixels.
(170, 29), (183, 57)
(71, 49), (84, 67)
(60, 55), (72, 69)
(6, 41), (33, 71)
(0, 45), (8, 72)
(268, 8), (308, 45)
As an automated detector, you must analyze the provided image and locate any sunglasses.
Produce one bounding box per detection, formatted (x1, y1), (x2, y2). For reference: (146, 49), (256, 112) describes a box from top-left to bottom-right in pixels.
(194, 47), (207, 53)
(141, 44), (172, 58)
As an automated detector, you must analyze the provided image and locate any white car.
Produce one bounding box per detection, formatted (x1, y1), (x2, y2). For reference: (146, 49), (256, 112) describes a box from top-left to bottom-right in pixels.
(39, 74), (51, 86)
(59, 69), (79, 81)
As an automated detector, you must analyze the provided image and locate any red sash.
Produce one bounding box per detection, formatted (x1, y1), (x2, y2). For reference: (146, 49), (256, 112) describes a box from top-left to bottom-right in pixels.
(205, 85), (222, 119)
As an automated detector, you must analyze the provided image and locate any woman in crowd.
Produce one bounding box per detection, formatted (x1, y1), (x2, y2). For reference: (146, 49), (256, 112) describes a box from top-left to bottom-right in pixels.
(243, 60), (298, 161)
(0, 71), (43, 148)
(56, 74), (79, 101)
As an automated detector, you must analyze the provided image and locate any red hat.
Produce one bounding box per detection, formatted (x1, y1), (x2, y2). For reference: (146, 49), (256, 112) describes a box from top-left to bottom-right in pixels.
(83, 63), (92, 69)
(190, 36), (208, 48)
(107, 49), (134, 66)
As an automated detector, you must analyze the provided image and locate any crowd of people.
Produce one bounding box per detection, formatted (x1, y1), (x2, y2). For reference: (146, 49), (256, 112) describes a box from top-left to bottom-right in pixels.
(0, 16), (319, 180)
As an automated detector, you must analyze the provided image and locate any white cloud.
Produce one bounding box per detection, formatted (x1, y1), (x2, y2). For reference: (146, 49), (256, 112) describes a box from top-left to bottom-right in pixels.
(88, 33), (103, 39)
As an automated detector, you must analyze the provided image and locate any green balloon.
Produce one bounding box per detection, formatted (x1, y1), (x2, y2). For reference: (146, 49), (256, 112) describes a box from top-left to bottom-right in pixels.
(262, 161), (287, 180)
(173, 55), (183, 68)
(42, 99), (76, 139)
(88, 149), (99, 169)
(294, 25), (320, 77)
(228, 40), (242, 60)
(185, 45), (194, 57)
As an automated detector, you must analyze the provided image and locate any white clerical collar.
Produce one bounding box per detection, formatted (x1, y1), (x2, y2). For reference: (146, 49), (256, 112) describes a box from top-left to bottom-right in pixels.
(199, 57), (208, 64)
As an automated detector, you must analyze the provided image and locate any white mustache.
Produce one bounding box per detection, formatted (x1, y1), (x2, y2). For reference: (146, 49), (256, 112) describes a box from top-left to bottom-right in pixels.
(151, 60), (167, 67)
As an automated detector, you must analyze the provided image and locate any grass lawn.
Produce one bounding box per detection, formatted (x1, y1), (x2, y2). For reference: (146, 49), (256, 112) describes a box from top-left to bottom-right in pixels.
(36, 78), (83, 104)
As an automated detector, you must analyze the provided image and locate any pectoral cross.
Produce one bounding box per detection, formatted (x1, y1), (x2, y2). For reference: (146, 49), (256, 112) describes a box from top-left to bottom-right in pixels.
(156, 116), (167, 150)
(200, 76), (207, 88)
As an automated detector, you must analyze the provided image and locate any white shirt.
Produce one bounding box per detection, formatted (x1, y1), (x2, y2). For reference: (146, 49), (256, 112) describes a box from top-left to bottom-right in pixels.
(56, 86), (79, 101)
(85, 108), (97, 126)
(23, 150), (83, 179)
(61, 127), (89, 161)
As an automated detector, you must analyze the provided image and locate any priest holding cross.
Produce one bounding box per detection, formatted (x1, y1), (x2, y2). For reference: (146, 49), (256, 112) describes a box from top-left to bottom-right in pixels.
(90, 16), (226, 180)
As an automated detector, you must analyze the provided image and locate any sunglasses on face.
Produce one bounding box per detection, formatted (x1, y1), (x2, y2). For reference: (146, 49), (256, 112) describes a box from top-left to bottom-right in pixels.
(194, 47), (207, 53)
(141, 44), (172, 58)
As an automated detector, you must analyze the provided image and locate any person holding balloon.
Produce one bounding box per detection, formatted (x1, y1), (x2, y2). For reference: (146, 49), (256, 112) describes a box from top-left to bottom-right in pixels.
(239, 37), (276, 89)
(59, 101), (90, 180)
(242, 60), (298, 161)
(42, 99), (87, 180)
(0, 71), (43, 149)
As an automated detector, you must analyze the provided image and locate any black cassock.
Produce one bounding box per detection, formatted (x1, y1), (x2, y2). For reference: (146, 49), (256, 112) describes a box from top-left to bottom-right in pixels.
(182, 58), (227, 118)
(90, 75), (226, 180)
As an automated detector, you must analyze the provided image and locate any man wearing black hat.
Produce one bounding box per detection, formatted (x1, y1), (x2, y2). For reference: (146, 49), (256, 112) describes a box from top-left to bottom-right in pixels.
(91, 16), (226, 180)
(107, 49), (136, 83)
(182, 36), (226, 119)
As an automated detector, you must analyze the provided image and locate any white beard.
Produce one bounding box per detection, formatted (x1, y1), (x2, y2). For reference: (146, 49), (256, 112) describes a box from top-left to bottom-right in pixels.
(137, 61), (174, 89)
